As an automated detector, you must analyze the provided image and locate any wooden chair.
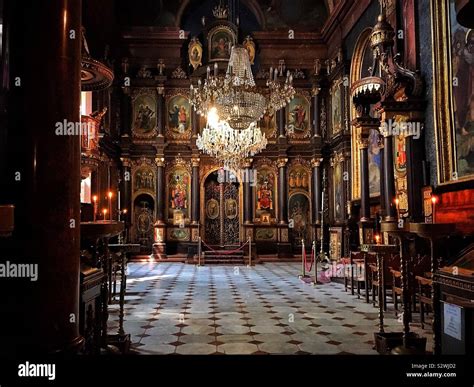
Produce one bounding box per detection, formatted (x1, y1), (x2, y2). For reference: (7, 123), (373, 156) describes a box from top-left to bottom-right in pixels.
(390, 269), (403, 314)
(415, 275), (433, 329)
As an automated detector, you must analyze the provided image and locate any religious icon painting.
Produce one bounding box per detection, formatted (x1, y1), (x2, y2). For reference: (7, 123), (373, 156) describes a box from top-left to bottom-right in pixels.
(132, 91), (157, 138)
(167, 166), (191, 220)
(206, 199), (220, 220)
(330, 79), (343, 136)
(188, 37), (203, 70)
(208, 26), (236, 62)
(259, 111), (277, 140)
(432, 0), (474, 183)
(225, 199), (238, 219)
(286, 93), (311, 139)
(255, 168), (276, 220)
(243, 35), (256, 65)
(368, 128), (381, 197)
(166, 94), (192, 140)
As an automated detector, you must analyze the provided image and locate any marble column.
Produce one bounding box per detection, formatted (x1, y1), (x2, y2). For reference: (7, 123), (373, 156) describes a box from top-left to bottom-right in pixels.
(155, 157), (165, 224)
(153, 157), (166, 259)
(2, 0), (83, 354)
(120, 157), (131, 226)
(311, 158), (322, 224)
(192, 107), (199, 137)
(277, 108), (286, 138)
(383, 132), (397, 221)
(359, 137), (371, 222)
(405, 131), (423, 222)
(311, 86), (321, 137)
(278, 157), (289, 224)
(191, 157), (200, 224)
(157, 86), (165, 137)
(243, 158), (253, 224)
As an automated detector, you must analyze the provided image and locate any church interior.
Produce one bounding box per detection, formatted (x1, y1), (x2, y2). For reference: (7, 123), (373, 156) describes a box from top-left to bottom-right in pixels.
(0, 0), (474, 377)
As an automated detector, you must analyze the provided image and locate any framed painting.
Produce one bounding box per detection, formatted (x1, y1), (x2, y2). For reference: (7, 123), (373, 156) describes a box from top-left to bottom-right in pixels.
(166, 93), (192, 141)
(330, 78), (343, 136)
(432, 0), (474, 184)
(255, 168), (276, 221)
(167, 165), (191, 221)
(188, 37), (203, 70)
(208, 26), (236, 62)
(259, 111), (277, 140)
(132, 90), (157, 139)
(286, 92), (311, 140)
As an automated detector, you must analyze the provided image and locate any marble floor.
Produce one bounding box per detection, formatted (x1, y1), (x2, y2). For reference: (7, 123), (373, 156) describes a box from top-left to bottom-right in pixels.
(108, 262), (432, 355)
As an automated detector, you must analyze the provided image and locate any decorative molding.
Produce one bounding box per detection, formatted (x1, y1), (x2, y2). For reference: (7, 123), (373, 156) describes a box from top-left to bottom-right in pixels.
(171, 66), (187, 79)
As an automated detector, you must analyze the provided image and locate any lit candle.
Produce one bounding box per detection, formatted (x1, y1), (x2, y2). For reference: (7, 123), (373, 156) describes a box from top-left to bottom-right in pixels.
(375, 234), (381, 245)
(102, 208), (108, 221)
(431, 196), (437, 224)
(108, 191), (113, 220)
(92, 195), (98, 222)
(207, 66), (210, 79)
(214, 62), (218, 77)
(395, 197), (400, 219)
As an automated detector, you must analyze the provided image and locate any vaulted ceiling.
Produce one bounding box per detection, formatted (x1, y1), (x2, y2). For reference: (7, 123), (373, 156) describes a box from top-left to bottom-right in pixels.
(115, 0), (330, 32)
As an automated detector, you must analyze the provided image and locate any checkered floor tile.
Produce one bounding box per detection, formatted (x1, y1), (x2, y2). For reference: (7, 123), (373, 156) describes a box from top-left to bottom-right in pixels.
(107, 262), (432, 355)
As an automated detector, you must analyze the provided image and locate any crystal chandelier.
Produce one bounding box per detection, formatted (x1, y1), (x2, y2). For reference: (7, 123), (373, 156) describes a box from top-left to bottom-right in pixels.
(190, 46), (295, 130)
(196, 108), (267, 171)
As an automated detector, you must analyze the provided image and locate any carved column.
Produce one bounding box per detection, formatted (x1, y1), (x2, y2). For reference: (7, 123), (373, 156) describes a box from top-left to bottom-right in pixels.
(153, 157), (166, 259)
(278, 157), (289, 224)
(378, 138), (386, 219)
(191, 157), (200, 224)
(157, 86), (165, 137)
(1, 0), (83, 354)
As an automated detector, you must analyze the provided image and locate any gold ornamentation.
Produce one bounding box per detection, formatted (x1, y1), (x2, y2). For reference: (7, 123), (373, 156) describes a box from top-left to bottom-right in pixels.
(188, 37), (203, 70)
(277, 158), (288, 168)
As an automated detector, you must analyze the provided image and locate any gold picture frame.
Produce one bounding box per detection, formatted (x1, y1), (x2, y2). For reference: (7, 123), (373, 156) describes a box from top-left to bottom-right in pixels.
(188, 37), (203, 70)
(432, 0), (474, 184)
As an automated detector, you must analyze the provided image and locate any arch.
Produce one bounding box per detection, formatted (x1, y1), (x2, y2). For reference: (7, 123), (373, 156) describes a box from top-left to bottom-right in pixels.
(350, 28), (373, 200)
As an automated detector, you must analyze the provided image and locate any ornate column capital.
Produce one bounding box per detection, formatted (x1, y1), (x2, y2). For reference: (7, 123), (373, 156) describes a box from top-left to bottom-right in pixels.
(242, 158), (253, 169)
(157, 86), (165, 95)
(120, 157), (131, 168)
(358, 136), (370, 149)
(311, 86), (321, 97)
(311, 158), (323, 168)
(191, 157), (200, 167)
(155, 157), (165, 167)
(277, 157), (288, 168)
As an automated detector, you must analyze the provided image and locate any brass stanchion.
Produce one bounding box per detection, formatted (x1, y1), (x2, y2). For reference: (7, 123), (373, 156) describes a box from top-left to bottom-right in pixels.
(247, 236), (252, 267)
(313, 241), (318, 286)
(197, 236), (202, 266)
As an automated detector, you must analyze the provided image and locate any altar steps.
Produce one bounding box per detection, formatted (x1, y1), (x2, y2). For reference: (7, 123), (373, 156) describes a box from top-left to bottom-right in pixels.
(202, 246), (247, 265)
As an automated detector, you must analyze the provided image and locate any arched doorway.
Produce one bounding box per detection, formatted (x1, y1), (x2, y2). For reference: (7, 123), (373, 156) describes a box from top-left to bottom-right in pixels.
(202, 169), (241, 246)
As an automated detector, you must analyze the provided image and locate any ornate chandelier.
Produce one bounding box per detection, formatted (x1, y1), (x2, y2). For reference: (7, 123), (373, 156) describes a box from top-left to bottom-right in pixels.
(196, 108), (268, 171)
(190, 46), (295, 130)
(191, 44), (294, 169)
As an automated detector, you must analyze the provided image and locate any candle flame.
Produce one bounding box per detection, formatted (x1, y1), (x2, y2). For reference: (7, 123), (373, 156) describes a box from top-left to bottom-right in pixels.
(108, 191), (113, 199)
(431, 196), (437, 204)
(92, 195), (97, 202)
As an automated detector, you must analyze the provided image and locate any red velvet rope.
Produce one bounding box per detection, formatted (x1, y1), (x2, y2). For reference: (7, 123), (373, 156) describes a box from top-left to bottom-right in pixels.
(303, 245), (315, 272)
